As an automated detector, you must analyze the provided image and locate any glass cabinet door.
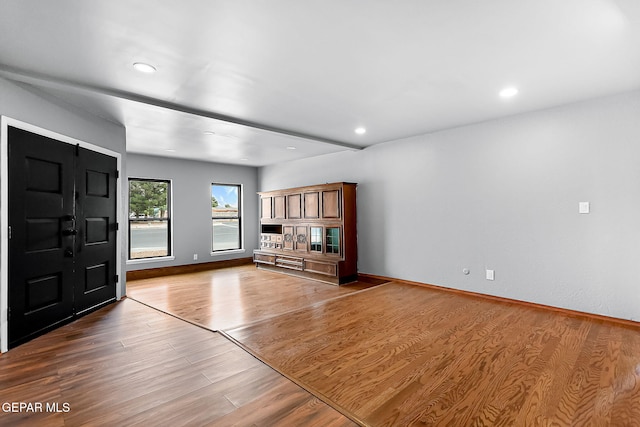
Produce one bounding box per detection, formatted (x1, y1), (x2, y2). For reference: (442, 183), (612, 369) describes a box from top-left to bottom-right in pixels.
(310, 226), (323, 252)
(326, 227), (340, 255)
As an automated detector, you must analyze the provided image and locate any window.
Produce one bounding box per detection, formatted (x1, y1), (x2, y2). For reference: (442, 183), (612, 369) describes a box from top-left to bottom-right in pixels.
(128, 178), (171, 259)
(211, 183), (242, 251)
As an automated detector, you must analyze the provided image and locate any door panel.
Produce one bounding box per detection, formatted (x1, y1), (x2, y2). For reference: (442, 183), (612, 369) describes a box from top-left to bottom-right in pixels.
(273, 195), (285, 219)
(9, 127), (75, 347)
(322, 190), (341, 218)
(287, 194), (301, 219)
(295, 226), (308, 253)
(25, 274), (63, 312)
(261, 197), (272, 219)
(283, 225), (294, 251)
(74, 147), (117, 313)
(26, 218), (61, 251)
(304, 192), (319, 218)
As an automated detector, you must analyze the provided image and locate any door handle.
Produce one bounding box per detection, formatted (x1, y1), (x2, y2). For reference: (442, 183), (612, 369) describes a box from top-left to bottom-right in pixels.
(63, 229), (78, 236)
(63, 214), (76, 221)
(64, 248), (74, 257)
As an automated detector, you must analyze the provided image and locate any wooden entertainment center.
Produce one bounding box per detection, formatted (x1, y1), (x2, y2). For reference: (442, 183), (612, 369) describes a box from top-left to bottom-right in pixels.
(253, 182), (357, 285)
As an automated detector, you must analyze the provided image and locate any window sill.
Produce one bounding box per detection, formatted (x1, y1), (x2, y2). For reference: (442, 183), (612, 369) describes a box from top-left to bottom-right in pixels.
(210, 249), (246, 257)
(127, 256), (176, 265)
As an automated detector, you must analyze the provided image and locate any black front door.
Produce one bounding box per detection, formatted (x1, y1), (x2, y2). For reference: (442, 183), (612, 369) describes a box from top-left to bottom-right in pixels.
(74, 146), (117, 313)
(8, 126), (117, 348)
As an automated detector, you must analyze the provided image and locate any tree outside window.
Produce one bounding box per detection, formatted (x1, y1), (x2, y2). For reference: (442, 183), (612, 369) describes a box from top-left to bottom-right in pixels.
(129, 179), (171, 259)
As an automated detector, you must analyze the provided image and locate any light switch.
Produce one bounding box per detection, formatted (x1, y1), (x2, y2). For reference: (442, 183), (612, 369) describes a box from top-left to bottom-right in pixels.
(486, 269), (495, 281)
(579, 202), (590, 214)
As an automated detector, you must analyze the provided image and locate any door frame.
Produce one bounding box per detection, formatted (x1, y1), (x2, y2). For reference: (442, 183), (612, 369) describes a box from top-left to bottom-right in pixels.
(0, 116), (123, 353)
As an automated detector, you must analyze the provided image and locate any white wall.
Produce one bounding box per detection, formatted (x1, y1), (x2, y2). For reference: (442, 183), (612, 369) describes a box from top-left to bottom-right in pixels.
(259, 90), (640, 321)
(126, 153), (259, 271)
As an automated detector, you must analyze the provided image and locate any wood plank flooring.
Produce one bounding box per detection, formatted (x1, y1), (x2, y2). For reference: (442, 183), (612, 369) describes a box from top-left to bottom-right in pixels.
(6, 265), (640, 426)
(224, 281), (640, 426)
(0, 298), (356, 427)
(126, 264), (384, 331)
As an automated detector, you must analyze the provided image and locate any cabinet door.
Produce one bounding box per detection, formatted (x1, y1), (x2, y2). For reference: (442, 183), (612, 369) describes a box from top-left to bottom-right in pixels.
(261, 197), (272, 219)
(273, 195), (286, 219)
(287, 194), (301, 219)
(325, 227), (341, 256)
(310, 226), (323, 253)
(295, 226), (308, 253)
(304, 192), (319, 219)
(283, 225), (294, 251)
(322, 189), (341, 218)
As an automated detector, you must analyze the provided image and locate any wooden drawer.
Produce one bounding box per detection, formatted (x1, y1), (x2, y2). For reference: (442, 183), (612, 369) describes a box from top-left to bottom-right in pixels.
(254, 253), (276, 265)
(304, 259), (337, 277)
(276, 255), (304, 270)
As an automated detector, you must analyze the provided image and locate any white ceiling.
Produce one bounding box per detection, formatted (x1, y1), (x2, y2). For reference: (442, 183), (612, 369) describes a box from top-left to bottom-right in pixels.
(1, 0), (639, 166)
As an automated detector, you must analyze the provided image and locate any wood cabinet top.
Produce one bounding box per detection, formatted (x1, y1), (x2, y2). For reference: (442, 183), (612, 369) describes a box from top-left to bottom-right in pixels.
(258, 182), (357, 197)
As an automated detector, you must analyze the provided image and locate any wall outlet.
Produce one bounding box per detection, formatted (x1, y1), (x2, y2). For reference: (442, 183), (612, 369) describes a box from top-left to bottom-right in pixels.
(486, 269), (495, 281)
(579, 202), (590, 214)
(193, 254), (198, 261)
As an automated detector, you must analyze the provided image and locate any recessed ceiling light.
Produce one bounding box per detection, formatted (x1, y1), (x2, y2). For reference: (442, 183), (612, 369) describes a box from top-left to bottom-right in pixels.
(286, 146), (297, 150)
(354, 127), (366, 135)
(165, 149), (176, 152)
(133, 62), (157, 73)
(203, 131), (216, 135)
(499, 87), (518, 98)
(240, 158), (249, 161)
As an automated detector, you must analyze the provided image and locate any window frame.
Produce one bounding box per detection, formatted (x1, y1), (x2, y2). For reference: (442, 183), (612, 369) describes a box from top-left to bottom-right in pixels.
(211, 183), (243, 253)
(127, 177), (173, 261)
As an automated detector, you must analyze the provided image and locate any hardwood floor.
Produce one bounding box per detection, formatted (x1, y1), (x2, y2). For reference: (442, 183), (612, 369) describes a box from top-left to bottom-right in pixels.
(126, 264), (384, 331)
(224, 281), (640, 426)
(0, 298), (355, 427)
(6, 265), (640, 426)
